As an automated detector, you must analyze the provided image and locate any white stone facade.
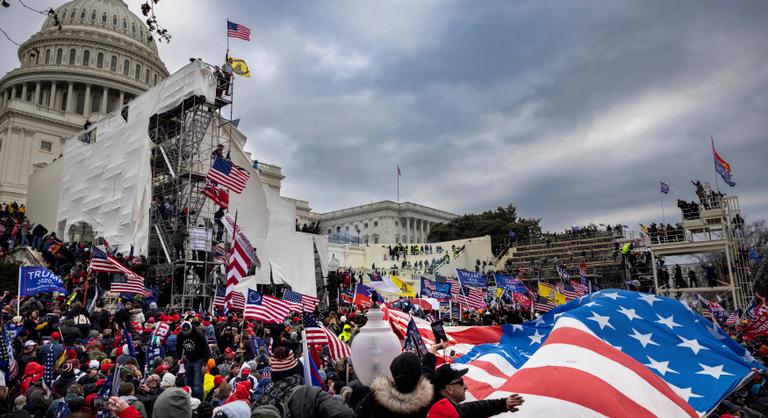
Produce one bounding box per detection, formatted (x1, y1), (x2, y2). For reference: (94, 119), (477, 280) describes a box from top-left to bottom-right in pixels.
(313, 201), (457, 244)
(0, 0), (168, 203)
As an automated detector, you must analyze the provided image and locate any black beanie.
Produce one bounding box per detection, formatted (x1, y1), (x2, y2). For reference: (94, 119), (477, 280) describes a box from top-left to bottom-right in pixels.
(389, 352), (421, 393)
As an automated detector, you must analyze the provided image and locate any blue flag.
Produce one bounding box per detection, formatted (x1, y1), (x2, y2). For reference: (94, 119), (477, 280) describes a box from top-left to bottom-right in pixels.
(456, 269), (488, 288)
(54, 400), (71, 418)
(403, 316), (428, 358)
(660, 182), (670, 194)
(18, 266), (68, 296)
(122, 324), (137, 357)
(494, 274), (528, 294)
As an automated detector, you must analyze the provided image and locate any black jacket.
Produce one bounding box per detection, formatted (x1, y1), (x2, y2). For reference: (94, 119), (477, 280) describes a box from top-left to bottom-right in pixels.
(176, 328), (210, 361)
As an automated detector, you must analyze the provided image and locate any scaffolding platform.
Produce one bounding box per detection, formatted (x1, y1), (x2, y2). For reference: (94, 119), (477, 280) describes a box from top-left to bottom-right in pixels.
(649, 196), (751, 309)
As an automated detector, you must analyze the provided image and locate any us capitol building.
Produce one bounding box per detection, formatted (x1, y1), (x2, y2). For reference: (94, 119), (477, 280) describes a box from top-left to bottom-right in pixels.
(0, 0), (457, 243)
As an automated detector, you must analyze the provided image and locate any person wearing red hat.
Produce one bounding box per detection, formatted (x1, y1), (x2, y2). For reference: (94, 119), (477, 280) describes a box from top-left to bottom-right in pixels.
(428, 364), (524, 418)
(39, 333), (64, 366)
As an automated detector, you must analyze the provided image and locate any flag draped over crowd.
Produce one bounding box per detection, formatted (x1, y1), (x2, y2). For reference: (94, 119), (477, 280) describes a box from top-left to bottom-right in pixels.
(382, 289), (763, 415)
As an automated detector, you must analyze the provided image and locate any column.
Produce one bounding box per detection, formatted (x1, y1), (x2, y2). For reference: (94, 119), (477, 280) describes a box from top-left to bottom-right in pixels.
(66, 82), (74, 113)
(48, 82), (56, 108)
(118, 90), (124, 108)
(100, 86), (108, 113)
(84, 84), (92, 115)
(21, 83), (28, 102)
(33, 82), (41, 105)
(10, 86), (17, 102)
(405, 217), (410, 243)
(1, 89), (7, 107)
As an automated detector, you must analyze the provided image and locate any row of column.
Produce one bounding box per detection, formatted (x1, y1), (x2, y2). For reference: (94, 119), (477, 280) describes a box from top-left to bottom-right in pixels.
(0, 81), (126, 116)
(402, 217), (432, 243)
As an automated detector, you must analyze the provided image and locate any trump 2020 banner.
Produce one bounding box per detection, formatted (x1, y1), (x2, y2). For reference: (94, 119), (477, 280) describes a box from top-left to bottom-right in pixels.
(18, 266), (68, 296)
(494, 273), (528, 294)
(456, 268), (488, 288)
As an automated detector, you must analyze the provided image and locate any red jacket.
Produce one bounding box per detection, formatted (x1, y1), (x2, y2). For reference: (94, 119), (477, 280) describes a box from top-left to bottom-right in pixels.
(427, 398), (459, 418)
(117, 406), (142, 418)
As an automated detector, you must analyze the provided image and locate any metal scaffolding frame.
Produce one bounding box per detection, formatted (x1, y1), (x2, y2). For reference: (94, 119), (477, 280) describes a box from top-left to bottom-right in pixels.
(649, 196), (752, 309)
(146, 92), (231, 311)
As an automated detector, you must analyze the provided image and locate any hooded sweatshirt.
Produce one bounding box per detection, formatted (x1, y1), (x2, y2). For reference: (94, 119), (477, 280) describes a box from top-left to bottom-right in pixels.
(152, 388), (191, 418)
(213, 399), (252, 418)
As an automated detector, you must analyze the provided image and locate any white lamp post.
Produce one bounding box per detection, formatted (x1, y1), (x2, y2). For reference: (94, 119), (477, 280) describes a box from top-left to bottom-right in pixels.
(350, 307), (402, 386)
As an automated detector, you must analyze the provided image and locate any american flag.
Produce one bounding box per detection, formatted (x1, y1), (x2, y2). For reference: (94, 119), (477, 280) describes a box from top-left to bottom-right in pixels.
(42, 346), (55, 395)
(244, 290), (295, 323)
(213, 243), (227, 263)
(571, 279), (589, 294)
(89, 245), (122, 273)
(208, 157), (249, 194)
(213, 285), (245, 310)
(226, 239), (250, 309)
(452, 290), (760, 415)
(0, 320), (17, 380)
(455, 286), (486, 309)
(303, 312), (351, 360)
(111, 273), (146, 295)
(340, 289), (353, 305)
(557, 281), (582, 300)
(226, 20), (251, 41)
(534, 295), (556, 313)
(201, 179), (229, 209)
(258, 366), (272, 379)
(724, 312), (739, 326)
(282, 290), (319, 312)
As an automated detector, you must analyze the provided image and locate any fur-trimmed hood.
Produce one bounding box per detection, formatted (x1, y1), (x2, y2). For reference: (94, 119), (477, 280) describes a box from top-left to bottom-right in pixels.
(370, 375), (434, 415)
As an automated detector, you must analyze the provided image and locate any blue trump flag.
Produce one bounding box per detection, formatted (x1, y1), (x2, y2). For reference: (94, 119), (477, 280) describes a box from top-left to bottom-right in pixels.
(493, 274), (528, 294)
(18, 266), (68, 296)
(420, 277), (451, 300)
(456, 269), (488, 288)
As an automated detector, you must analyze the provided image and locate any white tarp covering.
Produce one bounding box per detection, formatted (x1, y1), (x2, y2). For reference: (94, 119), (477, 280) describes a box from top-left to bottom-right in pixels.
(57, 61), (216, 254)
(234, 187), (327, 298)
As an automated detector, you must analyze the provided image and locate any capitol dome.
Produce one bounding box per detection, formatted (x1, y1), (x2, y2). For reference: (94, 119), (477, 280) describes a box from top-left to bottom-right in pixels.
(0, 0), (169, 123)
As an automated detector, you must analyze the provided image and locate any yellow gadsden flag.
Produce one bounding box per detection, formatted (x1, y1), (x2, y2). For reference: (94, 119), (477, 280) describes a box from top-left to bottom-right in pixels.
(538, 282), (566, 305)
(390, 274), (417, 297)
(229, 57), (250, 78)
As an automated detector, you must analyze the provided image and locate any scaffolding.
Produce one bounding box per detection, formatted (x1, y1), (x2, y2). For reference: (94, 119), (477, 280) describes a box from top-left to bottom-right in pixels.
(146, 90), (231, 311)
(649, 195), (752, 309)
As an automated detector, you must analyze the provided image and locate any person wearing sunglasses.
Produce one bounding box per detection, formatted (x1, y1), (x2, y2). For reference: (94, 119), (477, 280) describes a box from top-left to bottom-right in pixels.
(428, 364), (524, 417)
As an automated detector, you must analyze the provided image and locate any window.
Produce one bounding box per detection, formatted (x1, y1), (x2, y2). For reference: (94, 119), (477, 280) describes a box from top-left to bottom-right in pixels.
(56, 48), (62, 64)
(132, 23), (136, 35)
(336, 226), (341, 233)
(80, 10), (86, 19)
(83, 50), (90, 66)
(134, 64), (141, 80)
(68, 49), (76, 65)
(97, 52), (104, 68)
(364, 223), (369, 228)
(145, 68), (149, 83)
(70, 9), (75, 19)
(328, 229), (332, 234)
(110, 56), (117, 72)
(395, 221), (399, 226)
(0, 139), (3, 153)
(112, 15), (117, 25)
(345, 226), (349, 232)
(45, 49), (50, 64)
(40, 140), (52, 152)
(122, 18), (127, 30)
(91, 11), (96, 21)
(153, 74), (158, 85)
(374, 221), (379, 227)
(102, 13), (107, 23)
(123, 59), (129, 76)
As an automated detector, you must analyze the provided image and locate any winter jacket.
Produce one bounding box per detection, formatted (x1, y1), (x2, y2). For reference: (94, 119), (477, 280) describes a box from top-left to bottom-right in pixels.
(176, 329), (210, 361)
(289, 385), (354, 418)
(121, 396), (148, 418)
(354, 376), (434, 418)
(117, 406), (143, 418)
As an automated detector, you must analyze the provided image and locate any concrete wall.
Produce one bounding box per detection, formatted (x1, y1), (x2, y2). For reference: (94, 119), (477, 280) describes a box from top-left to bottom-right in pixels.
(26, 157), (61, 232)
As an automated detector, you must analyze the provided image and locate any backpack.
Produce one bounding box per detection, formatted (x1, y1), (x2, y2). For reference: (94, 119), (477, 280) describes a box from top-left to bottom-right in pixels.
(250, 405), (281, 418)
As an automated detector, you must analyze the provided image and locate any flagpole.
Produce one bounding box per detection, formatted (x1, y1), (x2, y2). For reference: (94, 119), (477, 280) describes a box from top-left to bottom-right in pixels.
(660, 184), (666, 225)
(711, 136), (721, 193)
(396, 166), (400, 203)
(301, 329), (311, 385)
(17, 268), (21, 314)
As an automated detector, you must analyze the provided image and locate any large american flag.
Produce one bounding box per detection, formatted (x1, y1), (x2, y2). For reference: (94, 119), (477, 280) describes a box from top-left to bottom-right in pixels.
(451, 290), (763, 415)
(303, 312), (350, 360)
(226, 20), (251, 41)
(111, 273), (145, 295)
(213, 285), (245, 311)
(208, 157), (249, 194)
(244, 290), (296, 324)
(282, 290), (319, 312)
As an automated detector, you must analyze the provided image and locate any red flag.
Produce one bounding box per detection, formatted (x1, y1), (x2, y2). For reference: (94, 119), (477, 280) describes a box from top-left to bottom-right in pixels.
(745, 303), (768, 338)
(201, 179), (229, 209)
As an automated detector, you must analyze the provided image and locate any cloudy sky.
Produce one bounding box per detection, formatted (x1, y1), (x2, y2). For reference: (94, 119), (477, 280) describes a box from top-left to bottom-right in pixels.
(2, 1), (767, 231)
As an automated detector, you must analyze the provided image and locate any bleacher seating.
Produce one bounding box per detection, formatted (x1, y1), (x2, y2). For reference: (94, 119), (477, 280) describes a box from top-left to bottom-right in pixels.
(496, 231), (628, 288)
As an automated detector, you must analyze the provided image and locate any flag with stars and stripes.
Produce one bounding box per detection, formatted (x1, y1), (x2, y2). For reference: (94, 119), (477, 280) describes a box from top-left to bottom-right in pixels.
(451, 290), (764, 415)
(42, 345), (56, 395)
(724, 312), (739, 326)
(557, 281), (582, 300)
(0, 320), (17, 380)
(213, 285), (245, 311)
(282, 290), (319, 312)
(303, 312), (351, 361)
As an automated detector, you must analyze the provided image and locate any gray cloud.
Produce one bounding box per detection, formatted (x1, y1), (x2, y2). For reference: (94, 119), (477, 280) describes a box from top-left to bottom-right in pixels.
(2, 0), (767, 231)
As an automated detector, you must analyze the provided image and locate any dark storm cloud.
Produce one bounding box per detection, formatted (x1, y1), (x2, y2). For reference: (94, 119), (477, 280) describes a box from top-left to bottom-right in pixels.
(2, 0), (766, 230)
